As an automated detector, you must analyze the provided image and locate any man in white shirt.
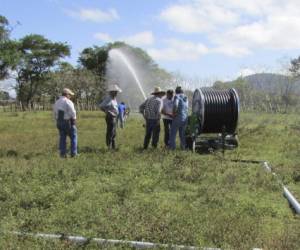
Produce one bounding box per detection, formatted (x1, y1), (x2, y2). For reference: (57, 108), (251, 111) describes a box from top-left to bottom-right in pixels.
(99, 84), (122, 149)
(53, 88), (77, 157)
(162, 89), (174, 147)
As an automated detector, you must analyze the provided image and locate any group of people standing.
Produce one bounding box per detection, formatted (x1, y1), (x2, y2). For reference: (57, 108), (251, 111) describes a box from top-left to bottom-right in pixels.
(53, 84), (188, 158)
(139, 86), (188, 150)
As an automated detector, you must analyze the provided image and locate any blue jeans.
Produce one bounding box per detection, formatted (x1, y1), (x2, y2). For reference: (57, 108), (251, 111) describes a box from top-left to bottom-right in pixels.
(57, 120), (77, 157)
(144, 119), (160, 149)
(169, 118), (187, 150)
(117, 113), (125, 129)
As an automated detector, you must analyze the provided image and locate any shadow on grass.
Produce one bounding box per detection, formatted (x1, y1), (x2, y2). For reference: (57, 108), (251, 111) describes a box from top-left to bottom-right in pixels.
(132, 145), (170, 154)
(79, 146), (108, 154)
(0, 149), (19, 158)
(23, 152), (44, 160)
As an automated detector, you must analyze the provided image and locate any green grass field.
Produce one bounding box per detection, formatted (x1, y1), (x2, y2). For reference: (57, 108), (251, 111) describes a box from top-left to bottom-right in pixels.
(0, 111), (300, 249)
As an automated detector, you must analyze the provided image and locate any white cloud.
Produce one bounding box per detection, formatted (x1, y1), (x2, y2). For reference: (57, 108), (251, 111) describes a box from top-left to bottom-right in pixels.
(67, 8), (119, 23)
(160, 2), (238, 33)
(122, 31), (154, 46)
(159, 0), (300, 56)
(147, 39), (208, 61)
(212, 45), (251, 57)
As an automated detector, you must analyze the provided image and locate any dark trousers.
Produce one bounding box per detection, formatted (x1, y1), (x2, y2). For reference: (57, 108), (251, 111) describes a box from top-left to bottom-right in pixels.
(105, 113), (117, 149)
(144, 119), (160, 149)
(163, 119), (172, 146)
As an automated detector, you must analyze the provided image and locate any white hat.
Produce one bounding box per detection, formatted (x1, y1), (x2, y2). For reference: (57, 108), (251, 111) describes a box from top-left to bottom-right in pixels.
(62, 88), (75, 96)
(107, 84), (122, 93)
(151, 86), (165, 95)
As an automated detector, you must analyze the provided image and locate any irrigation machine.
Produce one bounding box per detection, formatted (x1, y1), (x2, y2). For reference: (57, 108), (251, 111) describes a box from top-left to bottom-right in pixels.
(186, 87), (240, 153)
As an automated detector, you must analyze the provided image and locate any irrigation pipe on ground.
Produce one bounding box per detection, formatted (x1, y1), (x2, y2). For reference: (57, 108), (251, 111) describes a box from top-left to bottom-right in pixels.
(8, 231), (219, 250)
(262, 161), (300, 214)
(209, 151), (300, 214)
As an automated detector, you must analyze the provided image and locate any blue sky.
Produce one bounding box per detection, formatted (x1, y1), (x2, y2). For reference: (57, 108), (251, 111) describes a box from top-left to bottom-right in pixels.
(2, 0), (300, 83)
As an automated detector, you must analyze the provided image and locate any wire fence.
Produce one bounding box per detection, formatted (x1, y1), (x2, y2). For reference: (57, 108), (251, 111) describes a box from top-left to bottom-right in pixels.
(0, 101), (100, 112)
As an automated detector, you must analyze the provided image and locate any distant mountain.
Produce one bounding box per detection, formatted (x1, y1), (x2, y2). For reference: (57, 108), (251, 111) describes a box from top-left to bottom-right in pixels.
(216, 73), (300, 111)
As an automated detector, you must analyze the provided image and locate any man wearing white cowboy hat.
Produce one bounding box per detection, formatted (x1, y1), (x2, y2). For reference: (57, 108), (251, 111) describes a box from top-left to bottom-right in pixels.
(99, 84), (122, 149)
(139, 86), (165, 149)
(53, 88), (78, 158)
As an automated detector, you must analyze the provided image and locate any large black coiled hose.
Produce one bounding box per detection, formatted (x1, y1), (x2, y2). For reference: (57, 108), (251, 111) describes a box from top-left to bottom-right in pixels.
(192, 88), (239, 134)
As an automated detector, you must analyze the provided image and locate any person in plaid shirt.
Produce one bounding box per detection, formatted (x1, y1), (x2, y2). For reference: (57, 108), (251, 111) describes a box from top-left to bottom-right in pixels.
(139, 87), (165, 149)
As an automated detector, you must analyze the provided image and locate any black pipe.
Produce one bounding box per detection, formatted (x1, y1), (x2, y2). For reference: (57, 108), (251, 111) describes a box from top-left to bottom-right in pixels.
(192, 88), (239, 134)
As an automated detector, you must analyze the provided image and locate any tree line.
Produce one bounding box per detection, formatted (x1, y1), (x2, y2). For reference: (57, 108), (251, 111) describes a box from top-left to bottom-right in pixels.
(0, 15), (171, 110)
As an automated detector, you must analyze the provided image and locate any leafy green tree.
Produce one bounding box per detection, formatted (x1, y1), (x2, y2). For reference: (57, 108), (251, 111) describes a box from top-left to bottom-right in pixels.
(79, 42), (172, 108)
(71, 68), (105, 109)
(0, 15), (20, 80)
(14, 34), (70, 109)
(289, 56), (300, 77)
(43, 62), (75, 102)
(78, 45), (109, 79)
(0, 90), (9, 100)
(0, 15), (9, 41)
(44, 63), (104, 109)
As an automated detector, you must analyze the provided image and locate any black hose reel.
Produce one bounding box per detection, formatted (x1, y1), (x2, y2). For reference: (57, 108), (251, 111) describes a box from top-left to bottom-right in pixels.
(187, 87), (240, 152)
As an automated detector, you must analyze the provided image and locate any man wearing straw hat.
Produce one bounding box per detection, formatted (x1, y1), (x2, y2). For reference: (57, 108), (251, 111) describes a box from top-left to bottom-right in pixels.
(99, 84), (122, 149)
(139, 87), (165, 149)
(53, 88), (77, 158)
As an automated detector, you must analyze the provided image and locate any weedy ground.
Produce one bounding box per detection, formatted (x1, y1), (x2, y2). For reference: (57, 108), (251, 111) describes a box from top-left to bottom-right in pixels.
(0, 111), (300, 250)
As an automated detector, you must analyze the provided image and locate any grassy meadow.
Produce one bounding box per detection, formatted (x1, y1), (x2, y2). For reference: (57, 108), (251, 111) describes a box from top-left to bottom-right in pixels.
(0, 111), (300, 249)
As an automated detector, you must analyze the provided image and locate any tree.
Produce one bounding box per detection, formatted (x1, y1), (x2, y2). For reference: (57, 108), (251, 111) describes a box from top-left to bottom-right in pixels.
(289, 56), (300, 77)
(14, 34), (70, 109)
(0, 90), (9, 100)
(79, 41), (172, 109)
(0, 15), (20, 80)
(78, 45), (109, 79)
(43, 62), (75, 102)
(44, 63), (104, 109)
(0, 15), (9, 41)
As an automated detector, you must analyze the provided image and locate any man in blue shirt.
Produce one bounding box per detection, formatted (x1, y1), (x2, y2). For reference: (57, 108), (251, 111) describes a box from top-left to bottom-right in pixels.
(169, 86), (189, 150)
(117, 102), (126, 129)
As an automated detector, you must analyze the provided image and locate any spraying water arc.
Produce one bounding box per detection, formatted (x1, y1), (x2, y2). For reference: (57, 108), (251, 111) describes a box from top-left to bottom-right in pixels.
(109, 49), (147, 100)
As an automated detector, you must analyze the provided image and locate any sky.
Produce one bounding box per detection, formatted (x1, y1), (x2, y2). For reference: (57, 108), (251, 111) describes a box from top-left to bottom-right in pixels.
(2, 0), (300, 84)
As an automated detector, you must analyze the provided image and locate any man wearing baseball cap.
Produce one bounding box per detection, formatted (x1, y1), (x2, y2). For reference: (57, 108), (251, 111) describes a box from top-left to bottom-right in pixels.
(53, 88), (78, 158)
